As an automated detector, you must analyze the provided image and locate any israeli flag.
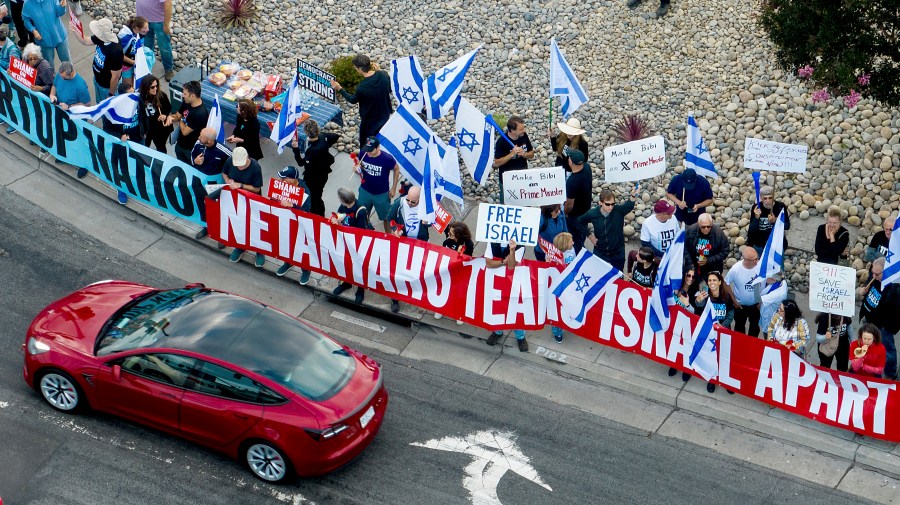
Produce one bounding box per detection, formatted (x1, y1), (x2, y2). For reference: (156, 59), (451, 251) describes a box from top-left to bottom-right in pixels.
(268, 72), (303, 154)
(685, 115), (718, 179)
(133, 38), (152, 88)
(549, 38), (588, 118)
(453, 96), (493, 186)
(206, 94), (226, 144)
(649, 227), (686, 333)
(424, 45), (482, 120)
(550, 249), (621, 323)
(882, 216), (900, 286)
(434, 136), (464, 206)
(377, 106), (435, 184)
(391, 55), (425, 113)
(688, 300), (719, 381)
(752, 209), (786, 285)
(420, 137), (441, 221)
(68, 93), (140, 125)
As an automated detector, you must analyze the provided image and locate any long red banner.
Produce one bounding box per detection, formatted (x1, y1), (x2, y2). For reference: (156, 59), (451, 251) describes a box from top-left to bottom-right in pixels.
(207, 189), (899, 442)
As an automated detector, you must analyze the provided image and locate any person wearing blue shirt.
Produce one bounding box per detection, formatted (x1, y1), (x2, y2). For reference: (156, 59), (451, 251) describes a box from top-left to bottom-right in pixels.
(0, 25), (19, 72)
(49, 61), (91, 110)
(21, 0), (69, 67)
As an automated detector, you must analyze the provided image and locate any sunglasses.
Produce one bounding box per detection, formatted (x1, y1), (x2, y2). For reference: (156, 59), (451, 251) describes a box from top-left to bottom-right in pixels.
(601, 201), (615, 207)
(406, 198), (418, 206)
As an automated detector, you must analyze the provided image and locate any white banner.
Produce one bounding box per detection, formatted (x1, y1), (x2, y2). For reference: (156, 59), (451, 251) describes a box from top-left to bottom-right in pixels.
(808, 261), (856, 317)
(603, 136), (666, 183)
(474, 203), (540, 247)
(744, 138), (808, 173)
(501, 167), (566, 207)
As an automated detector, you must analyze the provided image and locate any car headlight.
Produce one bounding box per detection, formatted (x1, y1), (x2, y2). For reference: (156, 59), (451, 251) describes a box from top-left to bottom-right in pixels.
(27, 336), (51, 355)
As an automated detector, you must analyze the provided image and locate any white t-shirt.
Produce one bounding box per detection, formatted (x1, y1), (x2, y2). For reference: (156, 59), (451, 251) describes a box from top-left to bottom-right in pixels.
(640, 215), (680, 254)
(725, 263), (761, 306)
(401, 199), (421, 238)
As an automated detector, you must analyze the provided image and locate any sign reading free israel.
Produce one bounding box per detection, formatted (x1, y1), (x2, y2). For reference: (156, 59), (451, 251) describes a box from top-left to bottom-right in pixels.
(475, 203), (540, 247)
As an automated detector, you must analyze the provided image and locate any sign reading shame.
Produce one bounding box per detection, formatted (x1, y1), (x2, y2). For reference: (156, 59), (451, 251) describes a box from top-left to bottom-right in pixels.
(744, 138), (808, 173)
(502, 167), (566, 207)
(475, 203), (540, 247)
(603, 135), (666, 183)
(808, 261), (855, 317)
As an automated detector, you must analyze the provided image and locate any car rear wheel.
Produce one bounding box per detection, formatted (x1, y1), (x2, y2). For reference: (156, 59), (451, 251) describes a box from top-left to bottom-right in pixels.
(245, 442), (290, 483)
(39, 371), (82, 413)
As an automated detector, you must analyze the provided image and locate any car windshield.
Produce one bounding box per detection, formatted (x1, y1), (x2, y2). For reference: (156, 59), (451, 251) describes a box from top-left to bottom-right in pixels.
(97, 289), (356, 402)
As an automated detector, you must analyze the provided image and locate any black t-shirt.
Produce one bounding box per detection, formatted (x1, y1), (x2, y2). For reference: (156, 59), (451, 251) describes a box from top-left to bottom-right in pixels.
(176, 102), (209, 149)
(631, 262), (658, 289)
(91, 36), (124, 88)
(565, 166), (593, 218)
(443, 238), (474, 256)
(816, 315), (851, 340)
(494, 133), (533, 176)
(224, 158), (263, 188)
(869, 231), (890, 258)
(860, 280), (883, 325)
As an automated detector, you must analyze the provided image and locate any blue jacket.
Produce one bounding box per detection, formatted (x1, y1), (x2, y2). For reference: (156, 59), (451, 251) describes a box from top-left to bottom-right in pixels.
(0, 39), (20, 71)
(22, 0), (67, 48)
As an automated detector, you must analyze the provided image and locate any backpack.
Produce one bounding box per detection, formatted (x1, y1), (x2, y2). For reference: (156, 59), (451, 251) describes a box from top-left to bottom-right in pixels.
(357, 206), (375, 230)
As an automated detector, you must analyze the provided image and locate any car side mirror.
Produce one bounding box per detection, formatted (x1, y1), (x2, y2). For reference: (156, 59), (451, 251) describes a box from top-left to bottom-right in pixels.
(112, 364), (122, 382)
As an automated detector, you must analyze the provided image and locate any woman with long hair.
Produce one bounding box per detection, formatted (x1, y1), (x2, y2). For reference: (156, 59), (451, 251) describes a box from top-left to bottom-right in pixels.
(668, 268), (700, 382)
(118, 16), (148, 88)
(534, 203), (568, 262)
(849, 324), (887, 378)
(138, 75), (172, 153)
(766, 299), (811, 356)
(693, 271), (740, 330)
(548, 117), (588, 171)
(227, 99), (264, 161)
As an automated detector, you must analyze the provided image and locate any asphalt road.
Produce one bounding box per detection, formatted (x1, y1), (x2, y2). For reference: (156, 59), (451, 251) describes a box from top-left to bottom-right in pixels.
(0, 185), (871, 505)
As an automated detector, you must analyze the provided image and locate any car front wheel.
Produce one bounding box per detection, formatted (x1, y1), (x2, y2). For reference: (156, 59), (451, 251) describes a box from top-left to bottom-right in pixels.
(245, 441), (290, 483)
(39, 371), (82, 413)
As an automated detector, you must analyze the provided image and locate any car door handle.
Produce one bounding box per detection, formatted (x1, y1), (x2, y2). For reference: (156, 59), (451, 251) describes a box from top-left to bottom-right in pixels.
(232, 413), (249, 419)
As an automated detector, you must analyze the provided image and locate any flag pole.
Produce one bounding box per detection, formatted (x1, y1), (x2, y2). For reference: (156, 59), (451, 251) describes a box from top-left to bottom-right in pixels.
(486, 114), (515, 147)
(548, 96), (553, 132)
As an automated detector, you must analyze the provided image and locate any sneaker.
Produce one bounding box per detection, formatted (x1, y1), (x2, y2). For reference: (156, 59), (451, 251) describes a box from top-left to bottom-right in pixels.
(354, 288), (365, 304)
(255, 254), (265, 268)
(76, 167), (88, 178)
(627, 0), (641, 8)
(486, 331), (503, 346)
(456, 319), (464, 326)
(54, 158), (65, 165)
(195, 228), (208, 240)
(656, 2), (669, 16)
(682, 372), (691, 382)
(668, 367), (678, 377)
(554, 333), (563, 344)
(726, 389), (735, 395)
(332, 282), (351, 296)
(165, 69), (176, 81)
(229, 248), (245, 262)
(434, 312), (443, 320)
(6, 126), (15, 134)
(706, 383), (716, 394)
(0, 119), (5, 125)
(276, 263), (291, 276)
(517, 338), (529, 352)
(299, 269), (311, 285)
(117, 191), (128, 205)
(217, 242), (226, 250)
(390, 300), (400, 313)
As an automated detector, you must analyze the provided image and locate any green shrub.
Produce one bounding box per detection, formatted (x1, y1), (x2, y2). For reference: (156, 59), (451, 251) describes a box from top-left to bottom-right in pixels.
(329, 56), (363, 95)
(490, 113), (507, 131)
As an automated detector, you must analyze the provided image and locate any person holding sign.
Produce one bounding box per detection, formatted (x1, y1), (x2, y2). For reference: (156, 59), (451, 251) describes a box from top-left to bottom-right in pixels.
(272, 166), (314, 285)
(292, 119), (338, 218)
(815, 313), (852, 372)
(534, 204), (568, 262)
(221, 147), (264, 266)
(578, 188), (637, 271)
(22, 44), (53, 95)
(849, 324), (887, 378)
(485, 239), (529, 351)
(666, 168), (713, 226)
(748, 186), (791, 256)
(493, 115), (534, 203)
(548, 117), (588, 172)
(49, 61), (90, 111)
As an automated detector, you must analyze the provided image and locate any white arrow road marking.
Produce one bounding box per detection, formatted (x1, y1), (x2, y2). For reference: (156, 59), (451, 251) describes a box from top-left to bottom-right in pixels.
(411, 430), (552, 505)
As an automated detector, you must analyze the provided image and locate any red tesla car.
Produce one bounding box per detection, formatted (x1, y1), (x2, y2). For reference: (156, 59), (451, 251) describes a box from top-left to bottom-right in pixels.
(22, 280), (388, 483)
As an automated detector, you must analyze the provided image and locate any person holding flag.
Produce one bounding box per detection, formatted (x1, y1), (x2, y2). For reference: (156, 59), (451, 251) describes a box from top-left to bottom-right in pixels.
(687, 296), (723, 394)
(666, 168), (713, 226)
(117, 16), (148, 89)
(860, 212), (900, 379)
(330, 54), (392, 145)
(291, 119), (338, 218)
(725, 247), (762, 337)
(748, 186), (791, 256)
(492, 115), (534, 203)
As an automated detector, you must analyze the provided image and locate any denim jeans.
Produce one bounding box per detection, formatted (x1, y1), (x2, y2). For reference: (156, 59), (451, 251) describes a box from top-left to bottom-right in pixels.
(513, 330), (526, 340)
(40, 40), (70, 68)
(143, 22), (173, 72)
(880, 328), (897, 379)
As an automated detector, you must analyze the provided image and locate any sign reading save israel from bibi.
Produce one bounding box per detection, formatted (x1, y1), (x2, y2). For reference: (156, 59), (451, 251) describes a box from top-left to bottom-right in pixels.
(744, 138), (808, 173)
(501, 167), (566, 207)
(808, 261), (855, 317)
(603, 135), (666, 183)
(475, 203), (540, 247)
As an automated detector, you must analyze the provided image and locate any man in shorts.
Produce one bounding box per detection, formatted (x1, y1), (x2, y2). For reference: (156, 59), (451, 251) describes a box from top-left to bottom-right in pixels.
(355, 136), (399, 232)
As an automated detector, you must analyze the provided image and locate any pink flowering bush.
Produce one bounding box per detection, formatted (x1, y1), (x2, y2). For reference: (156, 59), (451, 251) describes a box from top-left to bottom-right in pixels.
(844, 90), (862, 108)
(811, 88), (831, 103)
(797, 65), (814, 78)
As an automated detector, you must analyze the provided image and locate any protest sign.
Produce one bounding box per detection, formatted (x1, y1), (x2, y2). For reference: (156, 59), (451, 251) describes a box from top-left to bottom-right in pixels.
(267, 178), (307, 207)
(539, 236), (563, 264)
(431, 201), (452, 234)
(808, 261), (856, 317)
(205, 184), (226, 194)
(501, 167), (566, 207)
(297, 60), (336, 101)
(9, 57), (36, 88)
(603, 136), (666, 183)
(69, 9), (84, 39)
(475, 203), (540, 247)
(744, 138), (808, 173)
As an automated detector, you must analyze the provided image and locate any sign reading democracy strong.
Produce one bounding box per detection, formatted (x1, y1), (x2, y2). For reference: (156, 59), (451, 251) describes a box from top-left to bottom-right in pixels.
(603, 135), (666, 183)
(0, 69), (222, 225)
(297, 60), (336, 102)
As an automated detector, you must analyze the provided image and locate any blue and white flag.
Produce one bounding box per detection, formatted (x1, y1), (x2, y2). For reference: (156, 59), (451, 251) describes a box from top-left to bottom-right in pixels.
(453, 96), (493, 186)
(420, 136), (442, 221)
(549, 38), (588, 118)
(68, 93), (140, 125)
(133, 39), (152, 88)
(433, 136), (464, 207)
(882, 216), (900, 287)
(688, 300), (719, 381)
(206, 94), (226, 144)
(752, 209), (786, 285)
(391, 55), (425, 113)
(684, 115), (718, 179)
(268, 73), (303, 154)
(649, 227), (686, 332)
(550, 249), (621, 323)
(377, 106), (435, 184)
(424, 45), (481, 120)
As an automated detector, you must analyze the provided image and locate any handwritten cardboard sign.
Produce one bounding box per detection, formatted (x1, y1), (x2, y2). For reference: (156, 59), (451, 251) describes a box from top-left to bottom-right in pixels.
(603, 135), (666, 183)
(475, 203), (540, 247)
(501, 166), (566, 207)
(744, 138), (808, 173)
(267, 179), (307, 207)
(9, 57), (36, 88)
(808, 261), (855, 317)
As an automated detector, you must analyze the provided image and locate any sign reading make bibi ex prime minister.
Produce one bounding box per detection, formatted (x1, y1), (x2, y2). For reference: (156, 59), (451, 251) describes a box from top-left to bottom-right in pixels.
(501, 166), (566, 207)
(603, 135), (666, 183)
